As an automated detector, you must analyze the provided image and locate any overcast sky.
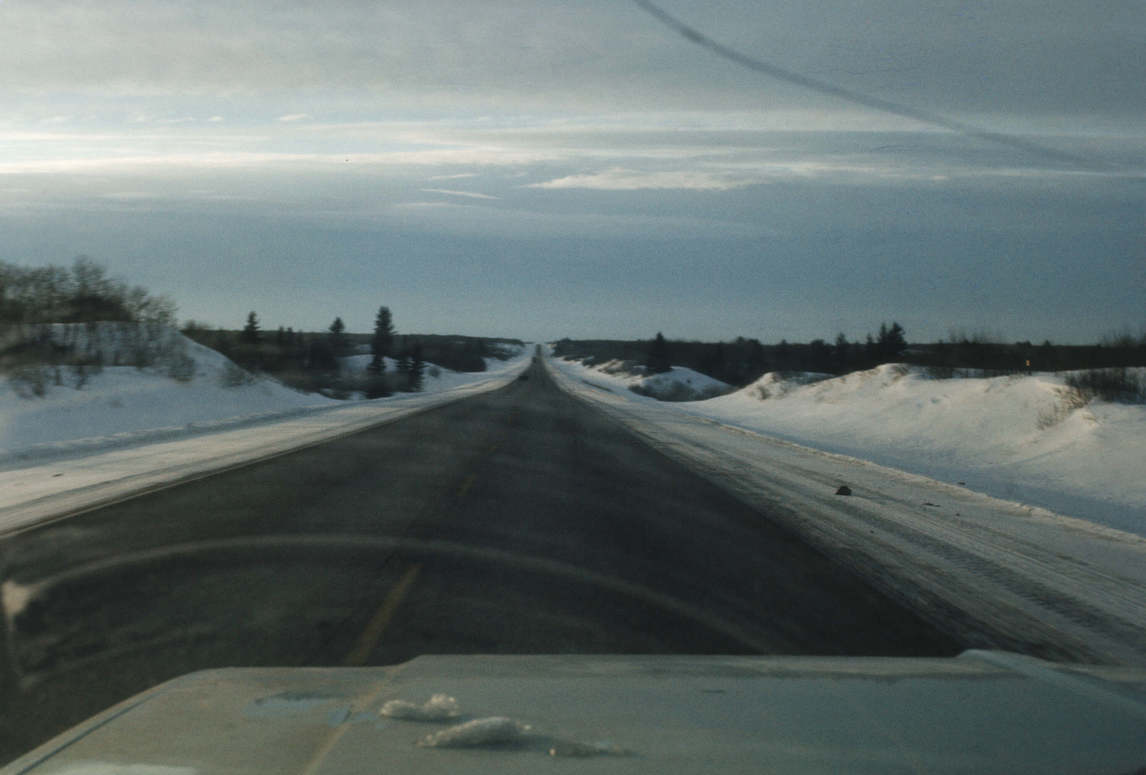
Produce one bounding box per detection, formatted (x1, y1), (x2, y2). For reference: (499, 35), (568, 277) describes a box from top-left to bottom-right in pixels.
(2, 0), (1143, 342)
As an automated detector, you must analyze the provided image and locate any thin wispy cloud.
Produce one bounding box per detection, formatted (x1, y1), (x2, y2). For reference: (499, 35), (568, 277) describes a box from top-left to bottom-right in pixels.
(276, 113), (313, 123)
(529, 168), (757, 191)
(389, 200), (772, 240)
(419, 188), (500, 200)
(100, 191), (166, 201)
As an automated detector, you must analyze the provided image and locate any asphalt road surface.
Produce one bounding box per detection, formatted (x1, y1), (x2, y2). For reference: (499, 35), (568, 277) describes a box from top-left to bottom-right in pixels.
(0, 356), (960, 762)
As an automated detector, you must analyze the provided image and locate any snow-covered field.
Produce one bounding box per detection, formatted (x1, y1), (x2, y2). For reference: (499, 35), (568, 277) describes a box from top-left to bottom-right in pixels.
(548, 351), (1146, 665)
(0, 330), (530, 531)
(557, 356), (1146, 538)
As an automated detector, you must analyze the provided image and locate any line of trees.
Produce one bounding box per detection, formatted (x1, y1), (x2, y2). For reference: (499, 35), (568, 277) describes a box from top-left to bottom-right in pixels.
(911, 332), (1146, 375)
(0, 256), (177, 329)
(555, 322), (911, 387)
(557, 321), (1146, 389)
(193, 305), (430, 398)
(1, 258), (188, 395)
(191, 305), (526, 399)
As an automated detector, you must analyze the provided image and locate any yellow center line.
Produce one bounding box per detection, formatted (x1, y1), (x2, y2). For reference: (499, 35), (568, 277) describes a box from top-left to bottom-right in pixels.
(299, 659), (415, 775)
(342, 563), (421, 667)
(457, 473), (478, 497)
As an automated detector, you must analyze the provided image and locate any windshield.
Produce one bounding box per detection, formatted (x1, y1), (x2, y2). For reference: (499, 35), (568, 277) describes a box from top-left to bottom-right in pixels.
(1, 0), (1144, 764)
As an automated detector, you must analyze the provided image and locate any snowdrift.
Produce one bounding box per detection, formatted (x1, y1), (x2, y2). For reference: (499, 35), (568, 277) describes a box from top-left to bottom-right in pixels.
(556, 356), (1146, 536)
(559, 357), (730, 401)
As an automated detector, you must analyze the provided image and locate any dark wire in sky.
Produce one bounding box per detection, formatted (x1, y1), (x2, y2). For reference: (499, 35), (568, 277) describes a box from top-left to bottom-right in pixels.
(632, 0), (1104, 170)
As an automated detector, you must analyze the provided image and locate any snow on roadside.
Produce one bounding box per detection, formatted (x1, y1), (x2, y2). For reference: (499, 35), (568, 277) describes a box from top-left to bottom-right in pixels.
(0, 343), (531, 533)
(552, 355), (1146, 538)
(546, 350), (1146, 665)
(0, 365), (337, 465)
(559, 357), (730, 401)
(337, 353), (519, 393)
(0, 329), (526, 466)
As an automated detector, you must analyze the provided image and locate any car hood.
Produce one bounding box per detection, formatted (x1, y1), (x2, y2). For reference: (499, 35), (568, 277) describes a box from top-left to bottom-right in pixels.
(5, 651), (1146, 774)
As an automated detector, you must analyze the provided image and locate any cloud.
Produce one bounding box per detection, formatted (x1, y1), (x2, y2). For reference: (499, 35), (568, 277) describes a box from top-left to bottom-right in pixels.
(207, 115), (225, 123)
(528, 167), (757, 191)
(100, 191), (165, 201)
(387, 200), (773, 240)
(276, 113), (313, 123)
(419, 188), (499, 200)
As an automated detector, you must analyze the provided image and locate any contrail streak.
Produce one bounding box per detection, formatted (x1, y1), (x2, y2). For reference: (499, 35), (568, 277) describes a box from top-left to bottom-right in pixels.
(632, 0), (1105, 169)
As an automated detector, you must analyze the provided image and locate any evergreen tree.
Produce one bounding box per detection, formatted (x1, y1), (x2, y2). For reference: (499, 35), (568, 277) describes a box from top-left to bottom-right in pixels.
(699, 342), (726, 382)
(776, 339), (792, 371)
(371, 306), (395, 360)
(646, 332), (672, 374)
(409, 343), (425, 391)
(395, 350), (413, 391)
(808, 339), (832, 372)
(877, 321), (907, 361)
(241, 311), (260, 344)
(833, 332), (850, 372)
(364, 372), (390, 399)
(328, 316), (348, 358)
(748, 338), (768, 378)
(364, 347), (390, 397)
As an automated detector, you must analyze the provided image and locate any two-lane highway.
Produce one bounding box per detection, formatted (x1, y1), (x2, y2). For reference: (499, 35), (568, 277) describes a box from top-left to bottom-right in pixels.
(0, 356), (960, 762)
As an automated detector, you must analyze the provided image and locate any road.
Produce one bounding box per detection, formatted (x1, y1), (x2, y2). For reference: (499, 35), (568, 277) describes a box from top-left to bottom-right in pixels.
(0, 356), (960, 762)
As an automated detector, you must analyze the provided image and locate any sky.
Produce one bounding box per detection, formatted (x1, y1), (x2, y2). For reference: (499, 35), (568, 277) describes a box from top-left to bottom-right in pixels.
(1, 0), (1143, 343)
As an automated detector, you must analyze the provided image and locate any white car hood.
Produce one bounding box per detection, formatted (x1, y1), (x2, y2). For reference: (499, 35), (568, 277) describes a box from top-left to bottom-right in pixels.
(5, 651), (1146, 774)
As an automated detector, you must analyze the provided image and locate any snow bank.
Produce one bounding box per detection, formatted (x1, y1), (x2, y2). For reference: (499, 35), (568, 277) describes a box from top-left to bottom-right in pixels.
(558, 357), (730, 401)
(0, 342), (531, 533)
(553, 356), (1146, 537)
(0, 328), (526, 467)
(0, 327), (334, 463)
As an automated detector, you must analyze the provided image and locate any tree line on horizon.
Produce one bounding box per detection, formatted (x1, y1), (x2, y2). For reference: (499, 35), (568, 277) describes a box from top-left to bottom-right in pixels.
(187, 307), (517, 399)
(555, 323), (910, 386)
(187, 307), (429, 398)
(3, 257), (1143, 400)
(555, 322), (1146, 389)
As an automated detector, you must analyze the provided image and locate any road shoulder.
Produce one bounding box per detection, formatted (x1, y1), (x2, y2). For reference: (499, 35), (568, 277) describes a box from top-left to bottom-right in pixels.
(544, 352), (1146, 666)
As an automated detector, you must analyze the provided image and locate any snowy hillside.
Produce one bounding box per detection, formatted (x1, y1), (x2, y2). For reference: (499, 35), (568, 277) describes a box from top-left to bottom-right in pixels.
(558, 357), (730, 401)
(0, 325), (524, 464)
(555, 355), (1146, 537)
